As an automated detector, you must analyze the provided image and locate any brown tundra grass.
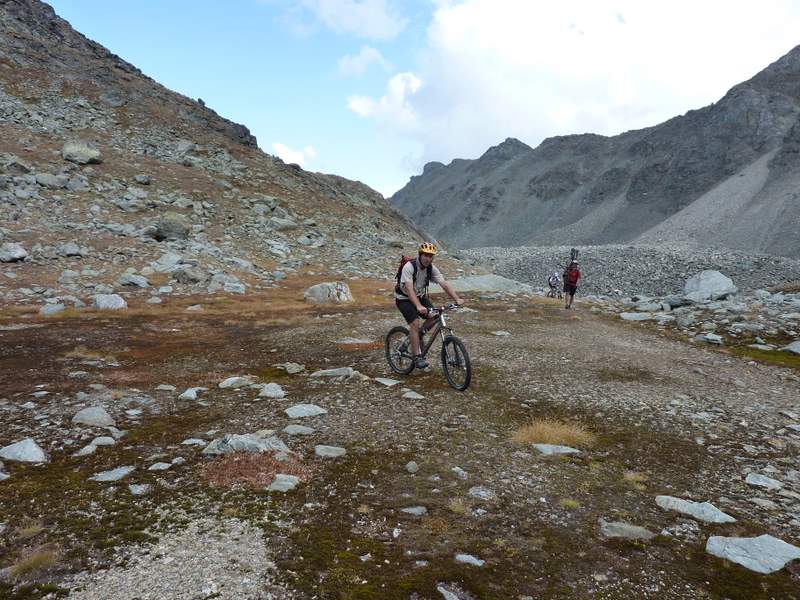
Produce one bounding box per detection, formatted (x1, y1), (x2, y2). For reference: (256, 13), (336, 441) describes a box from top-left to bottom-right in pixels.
(199, 451), (311, 489)
(9, 544), (61, 578)
(511, 418), (596, 448)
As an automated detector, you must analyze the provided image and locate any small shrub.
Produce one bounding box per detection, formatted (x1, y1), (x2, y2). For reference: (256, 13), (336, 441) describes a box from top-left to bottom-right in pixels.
(16, 521), (45, 540)
(447, 498), (467, 515)
(511, 418), (595, 448)
(9, 545), (61, 578)
(559, 498), (580, 510)
(623, 470), (648, 491)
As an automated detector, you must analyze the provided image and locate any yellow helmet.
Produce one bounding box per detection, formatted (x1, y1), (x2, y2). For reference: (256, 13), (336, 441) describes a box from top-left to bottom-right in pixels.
(418, 241), (438, 255)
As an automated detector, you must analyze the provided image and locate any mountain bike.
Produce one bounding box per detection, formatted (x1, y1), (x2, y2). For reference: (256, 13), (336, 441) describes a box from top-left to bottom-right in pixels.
(385, 303), (472, 391)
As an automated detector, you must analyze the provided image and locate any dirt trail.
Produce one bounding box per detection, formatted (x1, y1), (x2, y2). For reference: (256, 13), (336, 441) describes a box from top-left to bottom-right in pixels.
(1, 289), (798, 599)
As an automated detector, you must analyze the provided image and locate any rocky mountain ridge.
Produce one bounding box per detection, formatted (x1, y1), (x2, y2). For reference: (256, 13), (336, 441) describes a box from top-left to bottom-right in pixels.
(0, 0), (428, 311)
(391, 45), (800, 257)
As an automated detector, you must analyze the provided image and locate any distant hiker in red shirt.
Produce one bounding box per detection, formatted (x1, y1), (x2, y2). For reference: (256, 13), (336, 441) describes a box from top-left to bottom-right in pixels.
(563, 259), (581, 309)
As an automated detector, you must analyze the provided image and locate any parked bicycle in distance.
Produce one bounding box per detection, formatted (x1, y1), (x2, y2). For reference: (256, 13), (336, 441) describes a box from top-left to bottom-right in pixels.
(385, 303), (472, 391)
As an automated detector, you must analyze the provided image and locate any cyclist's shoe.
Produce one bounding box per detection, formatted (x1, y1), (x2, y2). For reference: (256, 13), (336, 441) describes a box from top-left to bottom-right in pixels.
(414, 355), (429, 369)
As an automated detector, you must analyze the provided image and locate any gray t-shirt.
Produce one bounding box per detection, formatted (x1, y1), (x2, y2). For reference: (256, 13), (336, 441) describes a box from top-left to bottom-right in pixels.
(395, 260), (445, 300)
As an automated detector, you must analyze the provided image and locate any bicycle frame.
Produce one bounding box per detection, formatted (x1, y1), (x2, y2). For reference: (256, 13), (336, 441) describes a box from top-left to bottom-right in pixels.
(418, 305), (457, 357)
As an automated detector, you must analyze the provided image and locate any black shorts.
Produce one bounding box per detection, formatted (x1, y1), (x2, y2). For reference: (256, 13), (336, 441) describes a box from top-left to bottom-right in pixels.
(564, 284), (577, 296)
(396, 296), (433, 324)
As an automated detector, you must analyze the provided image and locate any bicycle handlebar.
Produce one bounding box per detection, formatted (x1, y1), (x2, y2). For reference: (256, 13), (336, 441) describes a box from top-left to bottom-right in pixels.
(420, 303), (460, 316)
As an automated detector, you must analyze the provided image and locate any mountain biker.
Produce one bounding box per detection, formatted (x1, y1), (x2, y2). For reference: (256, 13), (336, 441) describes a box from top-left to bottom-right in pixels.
(395, 242), (464, 369)
(563, 259), (581, 309)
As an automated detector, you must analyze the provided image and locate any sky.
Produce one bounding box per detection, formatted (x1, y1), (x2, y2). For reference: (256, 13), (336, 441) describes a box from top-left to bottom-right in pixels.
(47, 1), (800, 197)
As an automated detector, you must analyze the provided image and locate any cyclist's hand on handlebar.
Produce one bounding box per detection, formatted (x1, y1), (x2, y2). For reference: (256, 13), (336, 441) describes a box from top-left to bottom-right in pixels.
(455, 297), (465, 306)
(417, 306), (429, 317)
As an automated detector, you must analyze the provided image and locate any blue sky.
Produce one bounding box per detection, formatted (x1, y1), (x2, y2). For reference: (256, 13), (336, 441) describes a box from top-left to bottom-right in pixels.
(47, 1), (800, 197)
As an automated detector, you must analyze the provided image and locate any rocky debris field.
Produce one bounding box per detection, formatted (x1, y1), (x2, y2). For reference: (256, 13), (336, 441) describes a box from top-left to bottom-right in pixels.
(0, 284), (798, 599)
(461, 244), (800, 297)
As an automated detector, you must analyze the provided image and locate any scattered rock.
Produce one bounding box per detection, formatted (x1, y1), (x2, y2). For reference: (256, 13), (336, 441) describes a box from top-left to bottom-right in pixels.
(401, 506), (428, 516)
(218, 376), (253, 389)
(684, 270), (737, 301)
(311, 367), (354, 378)
(72, 406), (115, 428)
(282, 424), (314, 436)
(285, 404), (328, 418)
(89, 465), (135, 482)
(705, 534), (800, 574)
(93, 294), (128, 310)
(598, 518), (656, 540)
(268, 474), (300, 492)
(532, 444), (580, 455)
(406, 461), (419, 474)
(0, 438), (48, 463)
(0, 243), (28, 263)
(62, 139), (102, 164)
(403, 391), (425, 400)
(178, 387), (207, 400)
(39, 303), (65, 316)
(202, 433), (289, 456)
(315, 445), (346, 458)
(468, 486), (495, 501)
(745, 473), (783, 491)
(304, 282), (354, 304)
(655, 496), (736, 523)
(258, 383), (286, 399)
(454, 553), (485, 567)
(129, 484), (152, 496)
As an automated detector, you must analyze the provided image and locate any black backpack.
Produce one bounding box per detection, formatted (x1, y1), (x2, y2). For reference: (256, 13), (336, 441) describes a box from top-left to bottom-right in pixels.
(394, 256), (432, 298)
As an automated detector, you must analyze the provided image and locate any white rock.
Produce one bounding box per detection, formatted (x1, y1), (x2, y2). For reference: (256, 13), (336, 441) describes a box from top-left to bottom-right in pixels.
(402, 391), (425, 400)
(282, 425), (315, 436)
(655, 495), (736, 523)
(468, 486), (495, 501)
(598, 518), (656, 540)
(62, 140), (102, 164)
(620, 312), (654, 321)
(39, 303), (65, 316)
(91, 436), (116, 447)
(492, 330), (511, 336)
(218, 376), (252, 389)
(0, 242), (28, 263)
(178, 387), (207, 400)
(129, 484), (152, 496)
(401, 506), (428, 516)
(202, 434), (289, 456)
(706, 534), (800, 574)
(684, 270), (737, 301)
(90, 465), (135, 482)
(745, 473), (783, 490)
(532, 444), (580, 455)
(304, 281), (354, 304)
(73, 444), (97, 457)
(181, 438), (207, 446)
(148, 462), (172, 471)
(0, 438), (48, 463)
(285, 404), (328, 418)
(454, 553), (485, 567)
(315, 445), (346, 458)
(311, 367), (354, 378)
(268, 474), (300, 492)
(72, 406), (115, 428)
(374, 377), (401, 387)
(93, 294), (127, 310)
(782, 341), (800, 355)
(258, 383), (286, 399)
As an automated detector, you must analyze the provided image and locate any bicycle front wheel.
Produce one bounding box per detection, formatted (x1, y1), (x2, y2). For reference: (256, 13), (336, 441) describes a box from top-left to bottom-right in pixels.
(441, 335), (471, 391)
(386, 326), (415, 374)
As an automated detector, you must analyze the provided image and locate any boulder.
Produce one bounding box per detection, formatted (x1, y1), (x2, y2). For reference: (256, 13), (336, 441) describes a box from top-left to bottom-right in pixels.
(706, 535), (800, 574)
(315, 445), (346, 458)
(285, 404), (328, 418)
(89, 465), (135, 482)
(598, 518), (656, 541)
(782, 341), (800, 355)
(93, 294), (128, 310)
(0, 438), (48, 463)
(208, 273), (245, 294)
(655, 496), (736, 523)
(39, 303), (66, 316)
(0, 242), (27, 263)
(258, 383), (286, 399)
(152, 212), (190, 241)
(35, 173), (68, 188)
(268, 473), (301, 492)
(304, 282), (354, 304)
(172, 266), (209, 285)
(684, 270), (737, 301)
(116, 273), (150, 288)
(62, 140), (102, 164)
(72, 406), (115, 428)
(58, 242), (83, 257)
(202, 433), (289, 456)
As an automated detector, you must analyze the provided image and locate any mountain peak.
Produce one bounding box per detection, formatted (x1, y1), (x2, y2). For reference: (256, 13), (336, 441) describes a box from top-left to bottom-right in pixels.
(479, 137), (531, 161)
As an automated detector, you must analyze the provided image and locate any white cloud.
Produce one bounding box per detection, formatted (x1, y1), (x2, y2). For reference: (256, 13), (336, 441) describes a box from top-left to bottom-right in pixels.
(338, 45), (392, 76)
(347, 72), (422, 130)
(351, 0), (800, 172)
(272, 142), (317, 167)
(300, 0), (406, 40)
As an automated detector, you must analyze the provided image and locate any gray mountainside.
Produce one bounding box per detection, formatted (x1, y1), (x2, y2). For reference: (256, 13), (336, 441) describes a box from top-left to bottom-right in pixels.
(391, 46), (800, 257)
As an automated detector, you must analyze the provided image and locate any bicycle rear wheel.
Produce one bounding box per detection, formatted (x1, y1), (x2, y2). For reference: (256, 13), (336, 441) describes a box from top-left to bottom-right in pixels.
(441, 335), (471, 391)
(386, 326), (415, 374)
